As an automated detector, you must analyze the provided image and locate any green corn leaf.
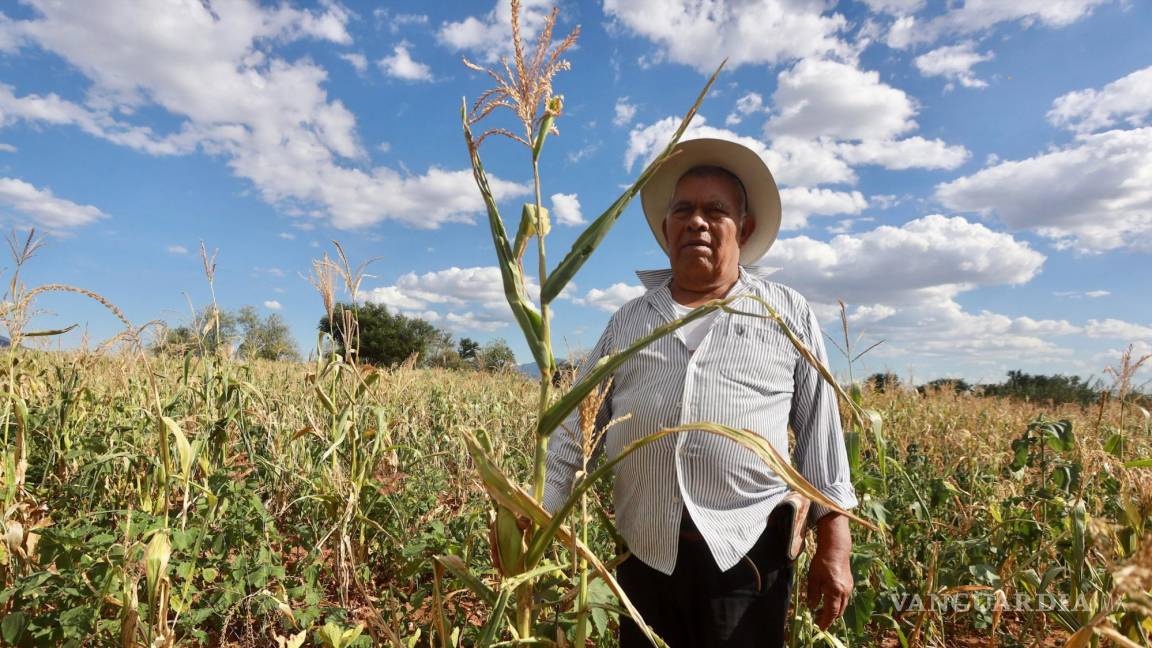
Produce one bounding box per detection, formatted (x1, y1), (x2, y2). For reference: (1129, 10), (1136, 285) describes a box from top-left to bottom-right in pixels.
(463, 100), (551, 373)
(540, 60), (726, 305)
(537, 300), (727, 437)
(460, 429), (669, 648)
(434, 555), (497, 607)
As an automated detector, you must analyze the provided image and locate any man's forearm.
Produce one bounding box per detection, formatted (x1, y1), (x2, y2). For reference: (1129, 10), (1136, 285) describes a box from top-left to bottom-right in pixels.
(814, 512), (852, 556)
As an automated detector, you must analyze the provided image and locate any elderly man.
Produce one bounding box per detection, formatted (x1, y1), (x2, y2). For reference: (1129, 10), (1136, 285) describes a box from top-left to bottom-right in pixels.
(542, 138), (858, 647)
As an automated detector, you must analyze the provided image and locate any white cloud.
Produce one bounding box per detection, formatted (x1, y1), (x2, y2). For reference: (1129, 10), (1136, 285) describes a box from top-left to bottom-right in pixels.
(551, 192), (584, 226)
(625, 114), (966, 187)
(339, 52), (368, 73)
(166, 244), (189, 255)
(834, 136), (969, 170)
(378, 43), (432, 82)
(0, 143), (16, 153)
(277, 232), (295, 240)
(725, 92), (766, 126)
(0, 176), (106, 229)
(1054, 290), (1110, 299)
(886, 0), (1113, 48)
(437, 0), (556, 63)
(445, 311), (507, 332)
(263, 300), (282, 310)
(602, 0), (849, 72)
(759, 216), (1111, 368)
(768, 59), (917, 141)
(935, 127), (1152, 252)
(779, 187), (867, 230)
(914, 41), (994, 89)
(1083, 319), (1152, 340)
(0, 1), (527, 230)
(573, 283), (647, 312)
(1048, 65), (1152, 134)
(860, 0), (925, 15)
(766, 214), (1045, 306)
(613, 98), (638, 127)
(375, 10), (430, 35)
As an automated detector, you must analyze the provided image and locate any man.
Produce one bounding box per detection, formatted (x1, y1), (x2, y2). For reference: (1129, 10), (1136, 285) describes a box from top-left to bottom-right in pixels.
(542, 138), (858, 647)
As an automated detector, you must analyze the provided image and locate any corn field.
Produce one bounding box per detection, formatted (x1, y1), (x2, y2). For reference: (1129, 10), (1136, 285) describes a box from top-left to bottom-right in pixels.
(0, 343), (1149, 646)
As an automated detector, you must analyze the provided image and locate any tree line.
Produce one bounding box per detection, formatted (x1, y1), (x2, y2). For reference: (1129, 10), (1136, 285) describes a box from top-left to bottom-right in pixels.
(155, 302), (517, 371)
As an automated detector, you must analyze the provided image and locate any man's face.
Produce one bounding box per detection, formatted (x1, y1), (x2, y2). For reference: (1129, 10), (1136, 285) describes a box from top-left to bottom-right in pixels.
(662, 173), (755, 283)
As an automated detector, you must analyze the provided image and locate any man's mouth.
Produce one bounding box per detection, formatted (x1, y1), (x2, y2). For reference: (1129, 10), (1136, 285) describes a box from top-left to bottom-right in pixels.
(680, 239), (712, 253)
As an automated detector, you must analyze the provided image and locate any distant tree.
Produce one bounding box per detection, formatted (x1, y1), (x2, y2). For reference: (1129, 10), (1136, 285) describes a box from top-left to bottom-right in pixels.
(458, 337), (481, 360)
(155, 306), (299, 361)
(868, 372), (901, 393)
(235, 306), (300, 362)
(423, 329), (464, 369)
(921, 378), (972, 394)
(319, 302), (443, 366)
(478, 338), (516, 372)
(984, 370), (1100, 405)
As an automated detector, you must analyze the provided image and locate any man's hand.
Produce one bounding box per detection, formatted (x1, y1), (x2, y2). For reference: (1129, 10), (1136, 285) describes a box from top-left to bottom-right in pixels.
(807, 512), (854, 630)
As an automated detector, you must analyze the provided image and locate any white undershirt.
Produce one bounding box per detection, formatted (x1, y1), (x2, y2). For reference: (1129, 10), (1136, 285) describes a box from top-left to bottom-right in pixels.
(671, 301), (720, 353)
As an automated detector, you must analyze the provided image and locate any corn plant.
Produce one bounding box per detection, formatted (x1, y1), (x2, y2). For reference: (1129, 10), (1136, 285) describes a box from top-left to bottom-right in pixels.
(449, 2), (878, 645)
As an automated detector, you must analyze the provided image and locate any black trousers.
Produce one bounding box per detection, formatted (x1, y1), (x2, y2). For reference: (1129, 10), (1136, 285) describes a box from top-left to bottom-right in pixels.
(617, 506), (794, 648)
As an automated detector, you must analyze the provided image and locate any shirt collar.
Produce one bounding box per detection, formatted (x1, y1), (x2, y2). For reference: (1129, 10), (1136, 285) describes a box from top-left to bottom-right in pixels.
(634, 264), (779, 290)
(636, 265), (779, 322)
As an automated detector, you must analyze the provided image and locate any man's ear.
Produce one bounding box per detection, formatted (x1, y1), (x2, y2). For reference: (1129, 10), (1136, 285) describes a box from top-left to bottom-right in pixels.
(739, 213), (757, 245)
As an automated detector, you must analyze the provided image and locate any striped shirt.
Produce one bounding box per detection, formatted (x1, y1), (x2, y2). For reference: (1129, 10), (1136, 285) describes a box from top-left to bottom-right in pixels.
(542, 266), (858, 575)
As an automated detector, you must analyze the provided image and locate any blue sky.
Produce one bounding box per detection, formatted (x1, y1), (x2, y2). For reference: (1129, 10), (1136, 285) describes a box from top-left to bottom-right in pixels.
(0, 0), (1149, 384)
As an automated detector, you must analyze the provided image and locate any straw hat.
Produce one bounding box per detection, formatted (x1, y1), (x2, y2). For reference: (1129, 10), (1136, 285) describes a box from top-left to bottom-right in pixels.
(640, 138), (782, 265)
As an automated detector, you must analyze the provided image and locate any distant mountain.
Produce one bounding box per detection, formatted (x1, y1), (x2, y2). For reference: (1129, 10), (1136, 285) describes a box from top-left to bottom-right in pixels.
(517, 362), (540, 378)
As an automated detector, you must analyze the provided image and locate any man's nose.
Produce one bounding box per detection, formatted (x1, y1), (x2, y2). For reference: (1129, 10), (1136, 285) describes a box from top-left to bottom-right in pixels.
(685, 207), (709, 229)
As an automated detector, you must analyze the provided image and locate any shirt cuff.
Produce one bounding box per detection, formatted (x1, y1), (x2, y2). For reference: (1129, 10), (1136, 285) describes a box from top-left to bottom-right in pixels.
(807, 482), (859, 526)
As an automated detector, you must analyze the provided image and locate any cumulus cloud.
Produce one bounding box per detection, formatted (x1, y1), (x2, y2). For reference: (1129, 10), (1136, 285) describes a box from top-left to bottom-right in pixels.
(1047, 65), (1152, 134)
(725, 92), (766, 126)
(0, 177), (106, 229)
(935, 127), (1152, 252)
(339, 52), (368, 73)
(573, 283), (647, 312)
(914, 41), (994, 89)
(359, 266), (562, 333)
(761, 215), (1134, 367)
(767, 59), (916, 141)
(437, 0), (557, 63)
(626, 115), (967, 189)
(0, 0), (527, 230)
(833, 136), (969, 170)
(166, 244), (189, 255)
(779, 187), (867, 230)
(887, 0), (1112, 49)
(766, 214), (1045, 306)
(1083, 319), (1152, 340)
(263, 300), (282, 310)
(550, 193), (584, 226)
(614, 98), (638, 127)
(602, 0), (849, 72)
(378, 43), (433, 81)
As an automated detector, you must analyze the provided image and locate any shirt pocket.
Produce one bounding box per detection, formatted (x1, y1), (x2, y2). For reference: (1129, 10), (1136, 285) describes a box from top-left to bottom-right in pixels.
(713, 319), (796, 397)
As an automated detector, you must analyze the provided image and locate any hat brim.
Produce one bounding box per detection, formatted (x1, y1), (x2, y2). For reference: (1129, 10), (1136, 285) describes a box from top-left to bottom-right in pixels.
(640, 138), (782, 265)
